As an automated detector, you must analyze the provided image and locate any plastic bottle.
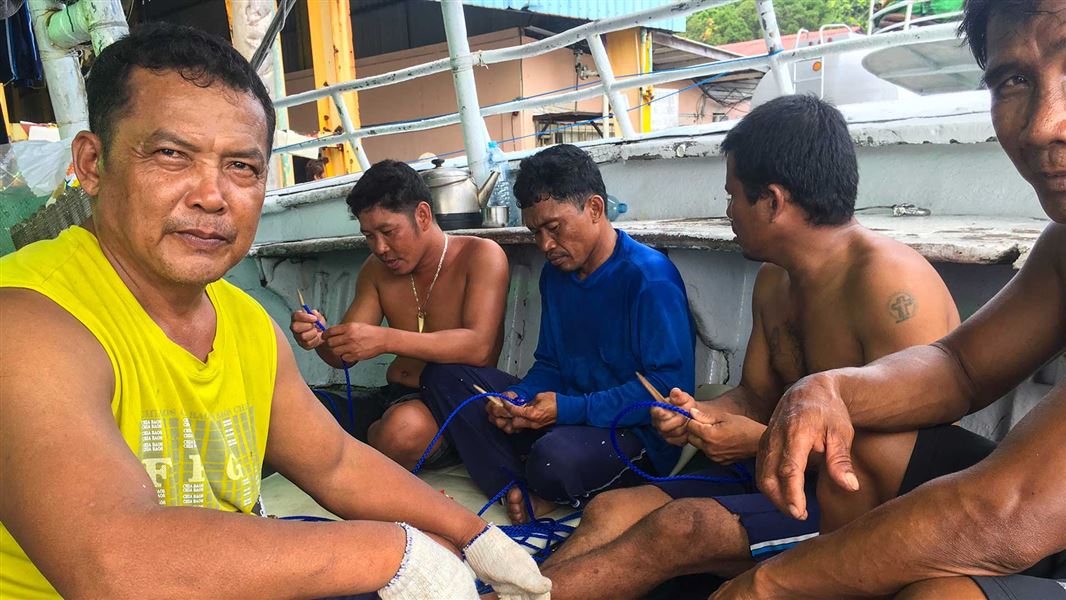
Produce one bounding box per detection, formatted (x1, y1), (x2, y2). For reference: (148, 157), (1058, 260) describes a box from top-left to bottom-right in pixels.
(606, 194), (628, 222)
(486, 142), (520, 226)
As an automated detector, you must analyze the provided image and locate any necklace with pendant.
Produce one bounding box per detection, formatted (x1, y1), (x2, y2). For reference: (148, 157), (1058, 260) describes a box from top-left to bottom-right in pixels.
(411, 234), (449, 333)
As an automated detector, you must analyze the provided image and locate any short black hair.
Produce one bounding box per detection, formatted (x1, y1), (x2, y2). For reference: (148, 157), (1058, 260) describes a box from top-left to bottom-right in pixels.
(87, 22), (275, 155)
(346, 159), (433, 218)
(513, 144), (607, 210)
(722, 95), (857, 226)
(305, 158), (326, 180)
(960, 0), (1045, 69)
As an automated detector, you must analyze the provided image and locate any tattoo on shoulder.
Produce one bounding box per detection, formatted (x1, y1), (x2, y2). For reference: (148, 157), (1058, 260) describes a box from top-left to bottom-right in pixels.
(888, 291), (918, 323)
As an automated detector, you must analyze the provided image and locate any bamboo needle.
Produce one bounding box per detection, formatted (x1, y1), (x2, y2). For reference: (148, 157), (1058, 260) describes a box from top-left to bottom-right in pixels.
(635, 372), (666, 404)
(473, 384), (505, 408)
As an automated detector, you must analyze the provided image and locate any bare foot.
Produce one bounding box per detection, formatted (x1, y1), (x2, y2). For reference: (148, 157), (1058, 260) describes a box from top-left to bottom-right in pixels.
(505, 487), (555, 524)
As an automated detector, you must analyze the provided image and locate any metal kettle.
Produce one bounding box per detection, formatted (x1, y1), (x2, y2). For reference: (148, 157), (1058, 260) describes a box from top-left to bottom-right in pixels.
(421, 158), (500, 230)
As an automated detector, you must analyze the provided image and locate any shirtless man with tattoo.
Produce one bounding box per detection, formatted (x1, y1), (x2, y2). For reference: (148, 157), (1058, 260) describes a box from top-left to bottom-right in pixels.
(541, 95), (961, 600)
(716, 1), (1066, 598)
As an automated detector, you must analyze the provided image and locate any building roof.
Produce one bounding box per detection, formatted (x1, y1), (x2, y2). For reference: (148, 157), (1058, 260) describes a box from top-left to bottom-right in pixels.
(714, 26), (860, 57)
(449, 0), (687, 32)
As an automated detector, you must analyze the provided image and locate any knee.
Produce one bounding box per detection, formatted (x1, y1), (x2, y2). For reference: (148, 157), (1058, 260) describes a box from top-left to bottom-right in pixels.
(651, 498), (740, 546)
(582, 488), (634, 526)
(373, 402), (438, 457)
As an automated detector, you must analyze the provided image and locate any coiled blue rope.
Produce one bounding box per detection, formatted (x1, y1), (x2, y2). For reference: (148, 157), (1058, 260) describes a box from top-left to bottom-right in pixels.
(290, 388), (750, 577)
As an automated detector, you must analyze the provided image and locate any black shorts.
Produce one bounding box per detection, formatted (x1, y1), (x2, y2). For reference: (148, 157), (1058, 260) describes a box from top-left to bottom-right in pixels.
(973, 574), (1066, 599)
(313, 384), (458, 469)
(901, 425), (1066, 586)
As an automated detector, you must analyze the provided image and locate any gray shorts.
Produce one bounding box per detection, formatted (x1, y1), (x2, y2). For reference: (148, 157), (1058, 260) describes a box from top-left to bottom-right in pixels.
(973, 575), (1066, 599)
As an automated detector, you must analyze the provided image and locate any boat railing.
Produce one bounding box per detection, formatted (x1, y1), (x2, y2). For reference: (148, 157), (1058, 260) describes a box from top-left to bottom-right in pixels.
(266, 0), (964, 195)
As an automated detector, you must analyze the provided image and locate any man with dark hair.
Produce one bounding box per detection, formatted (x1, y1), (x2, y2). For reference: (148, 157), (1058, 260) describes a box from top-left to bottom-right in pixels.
(717, 1), (1066, 598)
(290, 158), (510, 470)
(0, 23), (549, 599)
(420, 143), (696, 523)
(539, 96), (961, 600)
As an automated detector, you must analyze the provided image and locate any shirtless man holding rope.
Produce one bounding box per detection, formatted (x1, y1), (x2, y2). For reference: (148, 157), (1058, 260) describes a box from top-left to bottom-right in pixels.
(291, 159), (510, 470)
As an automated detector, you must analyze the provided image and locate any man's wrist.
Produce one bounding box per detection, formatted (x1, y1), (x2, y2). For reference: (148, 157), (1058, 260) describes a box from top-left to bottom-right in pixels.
(456, 516), (489, 550)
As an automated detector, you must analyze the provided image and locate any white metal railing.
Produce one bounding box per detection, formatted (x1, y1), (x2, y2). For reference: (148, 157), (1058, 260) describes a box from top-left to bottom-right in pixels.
(271, 0), (742, 170)
(269, 0), (964, 193)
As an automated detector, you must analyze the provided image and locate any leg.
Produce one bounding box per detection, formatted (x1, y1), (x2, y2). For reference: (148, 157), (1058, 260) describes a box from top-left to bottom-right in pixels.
(543, 498), (754, 600)
(820, 425), (997, 533)
(419, 364), (528, 495)
(546, 458), (756, 566)
(819, 430), (916, 532)
(367, 400), (440, 470)
(542, 485), (672, 567)
(895, 577), (985, 599)
(523, 426), (650, 508)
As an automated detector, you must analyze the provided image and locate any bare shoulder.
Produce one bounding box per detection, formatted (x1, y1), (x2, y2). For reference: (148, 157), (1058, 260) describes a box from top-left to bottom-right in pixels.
(452, 234), (507, 272)
(851, 229), (941, 284)
(849, 230), (950, 299)
(845, 229), (958, 334)
(1031, 222), (1066, 278)
(752, 262), (789, 311)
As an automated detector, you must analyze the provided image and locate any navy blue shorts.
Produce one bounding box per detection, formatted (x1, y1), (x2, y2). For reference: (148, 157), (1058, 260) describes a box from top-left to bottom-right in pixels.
(653, 457), (820, 561)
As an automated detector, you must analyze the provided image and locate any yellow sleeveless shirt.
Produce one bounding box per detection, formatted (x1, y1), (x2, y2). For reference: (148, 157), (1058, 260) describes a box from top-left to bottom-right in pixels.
(0, 226), (277, 598)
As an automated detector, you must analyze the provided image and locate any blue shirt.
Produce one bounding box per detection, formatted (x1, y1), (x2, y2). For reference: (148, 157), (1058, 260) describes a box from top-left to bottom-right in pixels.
(509, 230), (695, 475)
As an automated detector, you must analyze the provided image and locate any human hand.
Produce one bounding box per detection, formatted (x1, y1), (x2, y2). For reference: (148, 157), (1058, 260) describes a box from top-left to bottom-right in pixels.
(289, 308), (327, 350)
(758, 372), (860, 521)
(377, 523), (478, 600)
(486, 390), (519, 433)
(463, 524), (552, 600)
(507, 392), (557, 431)
(652, 388), (697, 446)
(323, 322), (390, 363)
(686, 408), (766, 464)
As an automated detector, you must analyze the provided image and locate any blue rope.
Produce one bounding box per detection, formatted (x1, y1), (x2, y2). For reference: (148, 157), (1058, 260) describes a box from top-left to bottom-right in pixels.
(410, 391), (530, 475)
(302, 301), (355, 432)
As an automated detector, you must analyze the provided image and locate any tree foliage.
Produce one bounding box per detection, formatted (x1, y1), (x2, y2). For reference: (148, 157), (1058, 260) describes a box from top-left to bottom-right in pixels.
(684, 0), (871, 46)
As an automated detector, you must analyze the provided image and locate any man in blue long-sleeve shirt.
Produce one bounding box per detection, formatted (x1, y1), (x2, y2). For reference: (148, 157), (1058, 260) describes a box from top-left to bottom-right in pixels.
(420, 144), (695, 523)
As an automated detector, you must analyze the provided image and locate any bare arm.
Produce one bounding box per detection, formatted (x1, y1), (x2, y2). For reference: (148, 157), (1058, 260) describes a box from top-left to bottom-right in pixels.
(653, 266), (784, 459)
(265, 320), (486, 546)
(290, 255), (385, 369)
(0, 290), (406, 598)
(381, 239), (509, 366)
(717, 381), (1066, 599)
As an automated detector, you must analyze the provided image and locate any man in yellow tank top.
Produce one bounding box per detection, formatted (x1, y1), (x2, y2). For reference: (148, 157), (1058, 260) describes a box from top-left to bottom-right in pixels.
(0, 22), (548, 600)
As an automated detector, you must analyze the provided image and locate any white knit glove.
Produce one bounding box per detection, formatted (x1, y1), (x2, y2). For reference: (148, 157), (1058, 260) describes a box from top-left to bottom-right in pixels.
(377, 522), (479, 600)
(463, 523), (552, 600)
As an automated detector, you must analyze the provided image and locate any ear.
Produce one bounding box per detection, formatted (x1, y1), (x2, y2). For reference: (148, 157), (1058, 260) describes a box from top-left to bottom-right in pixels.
(414, 201), (434, 231)
(71, 131), (104, 197)
(586, 194), (606, 223)
(764, 184), (791, 224)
